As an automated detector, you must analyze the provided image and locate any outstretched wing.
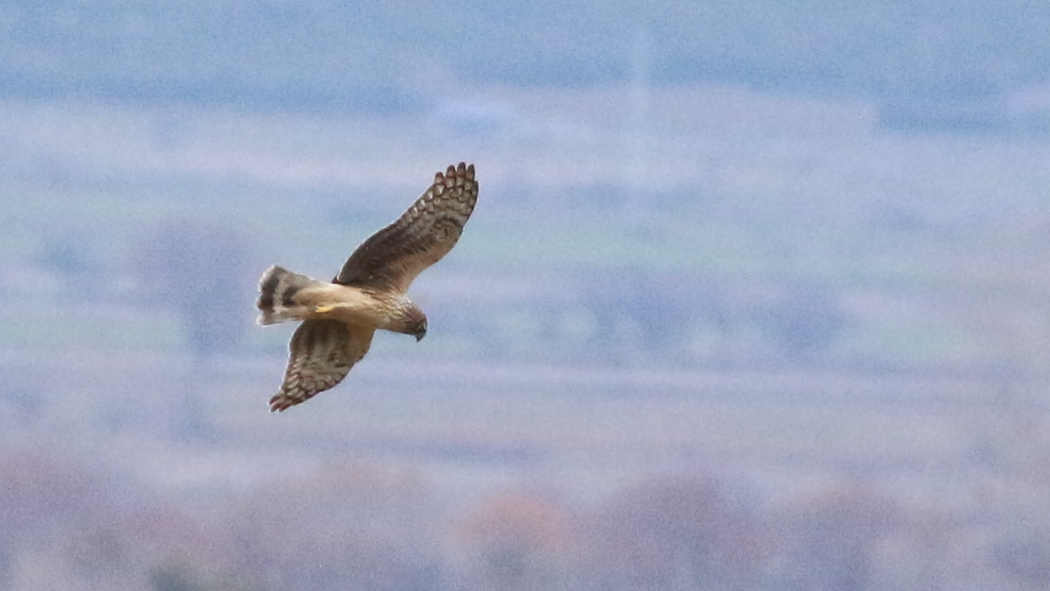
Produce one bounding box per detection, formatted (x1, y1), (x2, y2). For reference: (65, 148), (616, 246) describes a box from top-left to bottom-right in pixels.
(334, 162), (478, 293)
(269, 319), (375, 412)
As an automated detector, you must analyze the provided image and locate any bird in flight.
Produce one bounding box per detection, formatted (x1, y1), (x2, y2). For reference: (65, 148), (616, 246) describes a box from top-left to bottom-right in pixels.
(256, 162), (478, 412)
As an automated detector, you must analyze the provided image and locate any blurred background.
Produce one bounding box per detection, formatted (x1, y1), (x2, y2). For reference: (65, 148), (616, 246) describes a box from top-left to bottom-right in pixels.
(3, 1), (1050, 589)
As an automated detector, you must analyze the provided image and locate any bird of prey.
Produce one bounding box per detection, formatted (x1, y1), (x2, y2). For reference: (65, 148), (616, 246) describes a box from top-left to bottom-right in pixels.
(256, 162), (478, 412)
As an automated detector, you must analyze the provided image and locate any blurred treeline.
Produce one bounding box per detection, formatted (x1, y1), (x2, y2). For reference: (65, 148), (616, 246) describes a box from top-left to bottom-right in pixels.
(3, 451), (1049, 590)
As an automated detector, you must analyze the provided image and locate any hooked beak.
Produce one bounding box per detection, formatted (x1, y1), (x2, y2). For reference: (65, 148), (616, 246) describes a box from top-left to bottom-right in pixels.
(414, 330), (426, 342)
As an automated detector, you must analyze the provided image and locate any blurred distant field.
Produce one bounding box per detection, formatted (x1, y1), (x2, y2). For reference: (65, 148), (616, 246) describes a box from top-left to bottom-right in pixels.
(6, 1), (1050, 587)
(3, 83), (1050, 476)
(4, 81), (1050, 591)
(3, 85), (1050, 368)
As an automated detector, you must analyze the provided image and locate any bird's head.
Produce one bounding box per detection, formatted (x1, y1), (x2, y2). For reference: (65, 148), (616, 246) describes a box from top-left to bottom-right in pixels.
(399, 303), (428, 342)
(411, 316), (428, 342)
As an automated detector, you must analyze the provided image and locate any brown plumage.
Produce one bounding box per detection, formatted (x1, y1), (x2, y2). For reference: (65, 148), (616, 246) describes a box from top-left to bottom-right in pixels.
(257, 162), (478, 412)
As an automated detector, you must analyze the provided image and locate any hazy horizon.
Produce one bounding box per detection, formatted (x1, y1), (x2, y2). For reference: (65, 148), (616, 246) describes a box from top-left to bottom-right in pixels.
(3, 3), (1050, 590)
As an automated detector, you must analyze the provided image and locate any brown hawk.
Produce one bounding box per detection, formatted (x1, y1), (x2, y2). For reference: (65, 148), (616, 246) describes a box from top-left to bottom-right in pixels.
(256, 162), (478, 412)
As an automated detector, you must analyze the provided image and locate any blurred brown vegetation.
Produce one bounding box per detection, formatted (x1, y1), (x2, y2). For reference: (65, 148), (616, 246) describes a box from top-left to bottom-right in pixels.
(2, 451), (1049, 591)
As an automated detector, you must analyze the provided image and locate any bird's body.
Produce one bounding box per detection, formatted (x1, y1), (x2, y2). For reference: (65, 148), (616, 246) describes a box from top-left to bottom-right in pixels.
(258, 268), (408, 329)
(256, 162), (478, 412)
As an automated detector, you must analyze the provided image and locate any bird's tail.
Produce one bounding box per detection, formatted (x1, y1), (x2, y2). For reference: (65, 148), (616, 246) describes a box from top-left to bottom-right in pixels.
(256, 265), (323, 325)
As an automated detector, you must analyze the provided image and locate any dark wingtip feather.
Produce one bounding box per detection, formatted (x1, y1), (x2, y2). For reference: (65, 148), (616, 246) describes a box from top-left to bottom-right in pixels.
(268, 394), (290, 413)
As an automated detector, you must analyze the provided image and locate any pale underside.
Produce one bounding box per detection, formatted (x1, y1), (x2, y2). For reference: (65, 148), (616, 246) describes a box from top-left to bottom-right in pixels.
(278, 282), (408, 331)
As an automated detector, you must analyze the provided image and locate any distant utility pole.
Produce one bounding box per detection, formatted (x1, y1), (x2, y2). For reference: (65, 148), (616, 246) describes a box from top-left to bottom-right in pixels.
(624, 28), (652, 229)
